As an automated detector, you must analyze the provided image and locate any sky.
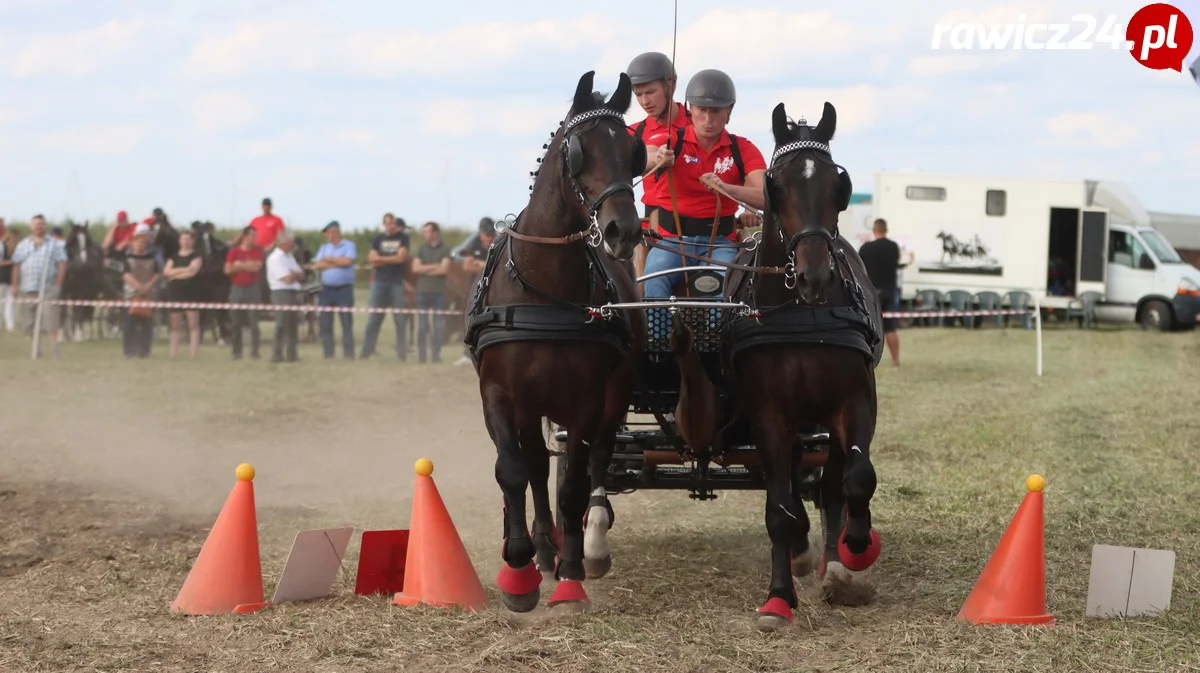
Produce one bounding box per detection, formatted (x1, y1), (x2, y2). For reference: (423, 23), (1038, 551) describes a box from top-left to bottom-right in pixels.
(1, 0), (1198, 232)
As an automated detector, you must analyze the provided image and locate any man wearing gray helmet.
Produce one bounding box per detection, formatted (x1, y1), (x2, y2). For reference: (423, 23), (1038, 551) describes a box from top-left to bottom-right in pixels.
(625, 51), (692, 283)
(641, 68), (766, 337)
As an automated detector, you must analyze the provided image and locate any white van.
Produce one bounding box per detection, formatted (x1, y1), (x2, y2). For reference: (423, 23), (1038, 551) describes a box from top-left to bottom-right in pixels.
(866, 171), (1200, 331)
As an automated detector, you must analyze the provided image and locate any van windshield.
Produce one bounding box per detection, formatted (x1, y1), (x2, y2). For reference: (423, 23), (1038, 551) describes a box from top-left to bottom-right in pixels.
(1140, 230), (1184, 264)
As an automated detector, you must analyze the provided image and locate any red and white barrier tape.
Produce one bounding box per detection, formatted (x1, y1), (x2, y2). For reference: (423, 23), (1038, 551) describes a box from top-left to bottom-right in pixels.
(882, 309), (1035, 318)
(12, 296), (1037, 320)
(11, 297), (462, 315)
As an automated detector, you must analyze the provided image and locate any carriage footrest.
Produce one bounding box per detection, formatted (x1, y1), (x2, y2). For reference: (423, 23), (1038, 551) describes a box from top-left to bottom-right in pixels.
(602, 463), (765, 494)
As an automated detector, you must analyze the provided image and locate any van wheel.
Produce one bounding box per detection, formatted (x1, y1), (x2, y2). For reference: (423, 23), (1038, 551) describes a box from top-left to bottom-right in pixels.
(1139, 300), (1172, 331)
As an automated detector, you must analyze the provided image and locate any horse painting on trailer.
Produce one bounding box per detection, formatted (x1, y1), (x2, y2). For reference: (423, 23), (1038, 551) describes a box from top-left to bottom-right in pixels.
(463, 70), (648, 615)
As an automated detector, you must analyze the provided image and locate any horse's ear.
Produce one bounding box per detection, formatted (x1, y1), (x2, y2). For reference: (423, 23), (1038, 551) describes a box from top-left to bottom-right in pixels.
(814, 101), (836, 143)
(607, 72), (632, 114)
(836, 168), (853, 212)
(771, 103), (790, 145)
(573, 71), (597, 114)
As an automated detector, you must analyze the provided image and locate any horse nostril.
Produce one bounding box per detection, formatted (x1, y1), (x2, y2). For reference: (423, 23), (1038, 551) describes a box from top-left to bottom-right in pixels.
(604, 220), (621, 242)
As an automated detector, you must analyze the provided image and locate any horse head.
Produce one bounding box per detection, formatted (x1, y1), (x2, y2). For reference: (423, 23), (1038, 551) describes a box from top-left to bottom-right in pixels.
(67, 221), (98, 266)
(533, 70), (646, 261)
(191, 220), (214, 258)
(764, 101), (852, 304)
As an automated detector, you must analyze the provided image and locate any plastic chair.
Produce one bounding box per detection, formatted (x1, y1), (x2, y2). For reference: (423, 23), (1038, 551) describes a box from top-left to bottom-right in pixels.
(1065, 291), (1102, 329)
(944, 290), (974, 328)
(973, 291), (1004, 328)
(912, 289), (944, 327)
(1002, 291), (1033, 329)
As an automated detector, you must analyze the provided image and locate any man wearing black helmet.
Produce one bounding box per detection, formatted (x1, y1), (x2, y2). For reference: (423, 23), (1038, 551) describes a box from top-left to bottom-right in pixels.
(642, 68), (767, 336)
(625, 51), (692, 283)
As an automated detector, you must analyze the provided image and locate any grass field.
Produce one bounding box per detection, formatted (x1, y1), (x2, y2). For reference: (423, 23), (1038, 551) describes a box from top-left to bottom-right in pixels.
(1, 320), (1198, 672)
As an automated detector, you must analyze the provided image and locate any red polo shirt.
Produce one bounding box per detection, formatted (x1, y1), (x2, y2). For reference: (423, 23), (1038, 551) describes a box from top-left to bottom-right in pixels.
(111, 223), (134, 249)
(628, 102), (690, 210)
(669, 126), (766, 220)
(249, 214), (285, 248)
(226, 245), (264, 286)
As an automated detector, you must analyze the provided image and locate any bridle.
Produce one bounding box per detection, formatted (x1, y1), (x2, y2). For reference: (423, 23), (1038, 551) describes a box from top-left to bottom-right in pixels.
(501, 107), (636, 247)
(762, 133), (848, 291)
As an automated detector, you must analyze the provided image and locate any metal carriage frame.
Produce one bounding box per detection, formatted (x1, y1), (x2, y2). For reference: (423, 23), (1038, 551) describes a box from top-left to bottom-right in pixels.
(548, 265), (832, 509)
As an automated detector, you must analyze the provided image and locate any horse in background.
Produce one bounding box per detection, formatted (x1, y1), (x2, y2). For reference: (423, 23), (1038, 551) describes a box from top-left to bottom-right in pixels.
(191, 221), (234, 345)
(62, 222), (121, 341)
(150, 214), (180, 328)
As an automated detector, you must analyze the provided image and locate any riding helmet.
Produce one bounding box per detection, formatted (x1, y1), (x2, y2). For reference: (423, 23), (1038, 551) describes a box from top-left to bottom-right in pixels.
(626, 52), (675, 85)
(685, 69), (736, 108)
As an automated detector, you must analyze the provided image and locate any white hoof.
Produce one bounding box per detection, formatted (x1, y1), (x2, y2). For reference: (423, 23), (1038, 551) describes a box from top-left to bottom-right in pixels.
(583, 504), (611, 577)
(820, 560), (876, 607)
(791, 548), (816, 578)
(583, 489), (612, 579)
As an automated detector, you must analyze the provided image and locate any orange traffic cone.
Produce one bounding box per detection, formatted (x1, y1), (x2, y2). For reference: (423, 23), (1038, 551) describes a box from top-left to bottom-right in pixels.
(393, 458), (487, 611)
(958, 474), (1055, 626)
(170, 463), (270, 615)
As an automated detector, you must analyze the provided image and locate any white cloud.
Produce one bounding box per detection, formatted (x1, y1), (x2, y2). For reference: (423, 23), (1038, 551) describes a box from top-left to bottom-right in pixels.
(187, 16), (619, 79)
(37, 124), (145, 155)
(1, 0), (1196, 231)
(236, 127), (384, 160)
(1042, 111), (1141, 150)
(5, 18), (168, 78)
(907, 52), (1020, 77)
(930, 3), (1057, 28)
(768, 85), (926, 136)
(191, 91), (262, 133)
(597, 9), (871, 85)
(420, 98), (578, 139)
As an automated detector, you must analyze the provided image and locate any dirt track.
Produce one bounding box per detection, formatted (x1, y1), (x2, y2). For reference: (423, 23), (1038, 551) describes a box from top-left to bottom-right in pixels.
(3, 328), (1200, 672)
(0, 350), (510, 553)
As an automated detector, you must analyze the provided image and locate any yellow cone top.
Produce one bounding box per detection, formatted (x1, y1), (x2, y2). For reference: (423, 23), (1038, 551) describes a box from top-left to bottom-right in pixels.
(236, 463), (256, 481)
(1026, 474), (1045, 493)
(415, 458), (434, 477)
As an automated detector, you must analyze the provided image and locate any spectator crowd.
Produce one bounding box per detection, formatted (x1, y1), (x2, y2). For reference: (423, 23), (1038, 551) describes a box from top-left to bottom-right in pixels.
(0, 199), (500, 364)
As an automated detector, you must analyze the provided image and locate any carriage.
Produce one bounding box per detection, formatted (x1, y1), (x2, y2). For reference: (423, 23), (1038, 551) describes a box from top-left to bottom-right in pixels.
(440, 71), (883, 628)
(547, 266), (831, 505)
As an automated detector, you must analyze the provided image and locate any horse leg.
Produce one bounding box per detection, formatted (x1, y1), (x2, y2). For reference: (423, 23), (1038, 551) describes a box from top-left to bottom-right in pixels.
(519, 422), (558, 578)
(485, 390), (542, 613)
(752, 418), (802, 631)
(548, 423), (601, 614)
(582, 423), (615, 579)
(789, 451), (817, 579)
(817, 391), (880, 606)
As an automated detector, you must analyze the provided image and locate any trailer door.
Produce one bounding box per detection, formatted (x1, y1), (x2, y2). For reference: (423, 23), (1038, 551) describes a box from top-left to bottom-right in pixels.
(1076, 209), (1108, 296)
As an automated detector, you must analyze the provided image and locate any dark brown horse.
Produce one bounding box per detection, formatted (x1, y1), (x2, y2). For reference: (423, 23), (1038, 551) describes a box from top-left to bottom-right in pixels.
(62, 222), (122, 341)
(191, 221), (233, 345)
(677, 101), (884, 631)
(464, 71), (647, 615)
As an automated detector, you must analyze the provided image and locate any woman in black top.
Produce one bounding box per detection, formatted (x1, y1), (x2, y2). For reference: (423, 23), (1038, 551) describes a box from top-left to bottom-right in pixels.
(162, 230), (203, 359)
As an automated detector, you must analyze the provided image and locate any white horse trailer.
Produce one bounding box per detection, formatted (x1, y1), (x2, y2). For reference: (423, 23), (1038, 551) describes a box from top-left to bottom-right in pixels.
(872, 171), (1200, 331)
